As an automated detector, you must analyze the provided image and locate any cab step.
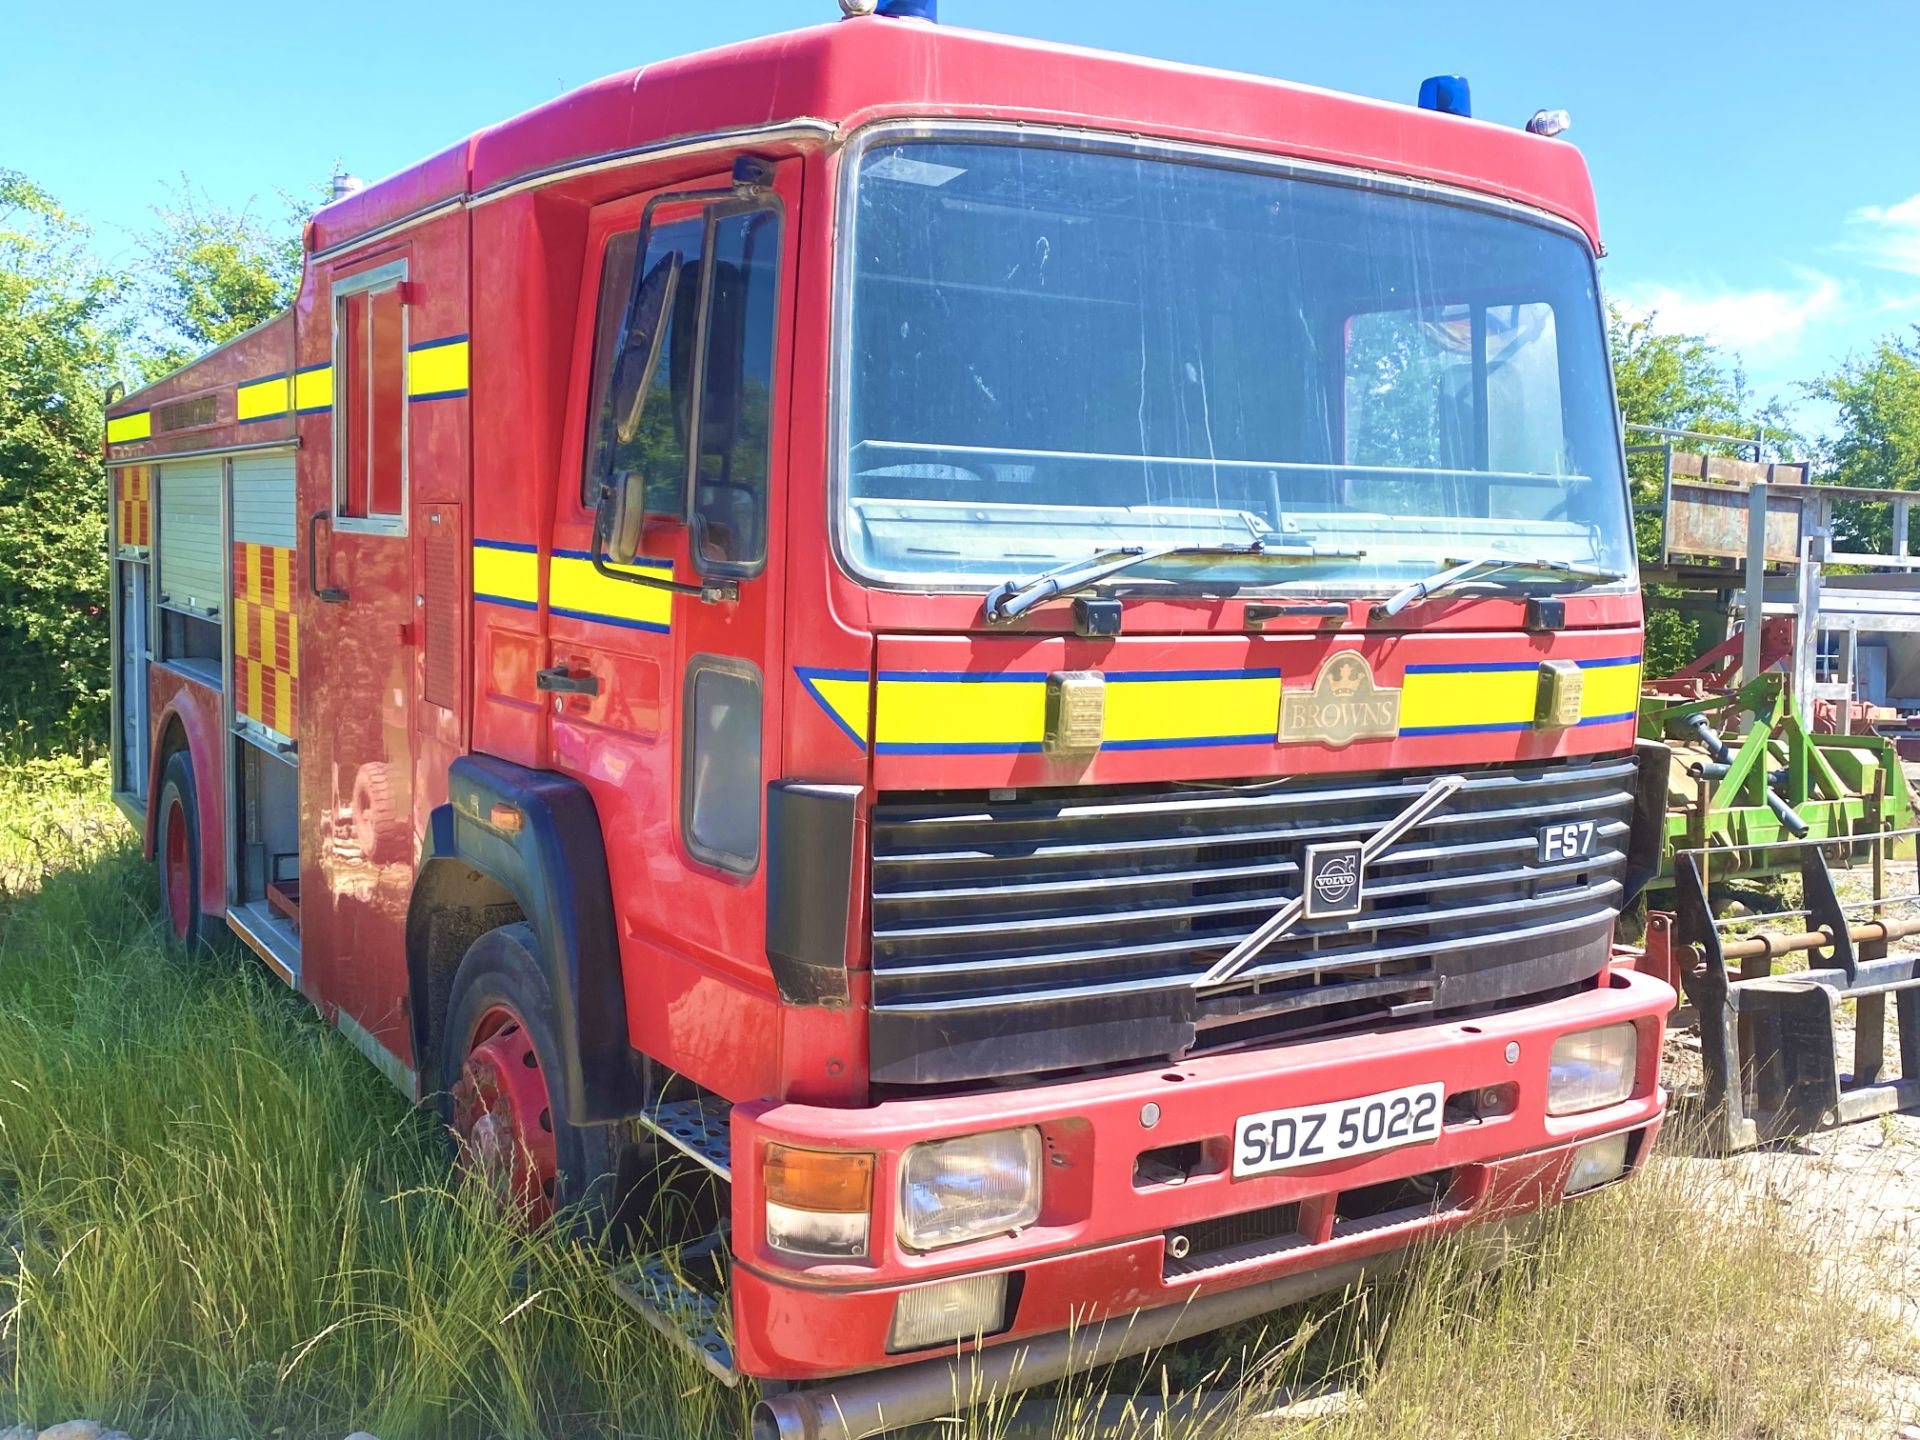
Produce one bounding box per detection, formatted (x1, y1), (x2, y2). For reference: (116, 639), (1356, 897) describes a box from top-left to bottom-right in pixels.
(611, 1234), (737, 1385)
(639, 1094), (733, 1178)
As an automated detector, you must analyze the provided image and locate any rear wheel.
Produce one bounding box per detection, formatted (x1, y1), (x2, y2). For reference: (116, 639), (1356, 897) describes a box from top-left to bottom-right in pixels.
(441, 923), (617, 1227)
(156, 749), (216, 948)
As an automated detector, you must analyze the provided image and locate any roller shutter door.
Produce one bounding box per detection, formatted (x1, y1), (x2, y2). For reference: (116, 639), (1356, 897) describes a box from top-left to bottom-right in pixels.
(156, 458), (222, 617)
(230, 452), (296, 548)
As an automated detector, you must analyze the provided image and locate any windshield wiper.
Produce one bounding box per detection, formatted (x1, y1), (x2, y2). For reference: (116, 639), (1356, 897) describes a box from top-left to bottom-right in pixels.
(984, 540), (1362, 624)
(1371, 555), (1625, 620)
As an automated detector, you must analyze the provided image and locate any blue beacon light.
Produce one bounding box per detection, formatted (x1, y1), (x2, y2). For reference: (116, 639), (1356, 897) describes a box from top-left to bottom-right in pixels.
(878, 0), (938, 17)
(1417, 75), (1472, 118)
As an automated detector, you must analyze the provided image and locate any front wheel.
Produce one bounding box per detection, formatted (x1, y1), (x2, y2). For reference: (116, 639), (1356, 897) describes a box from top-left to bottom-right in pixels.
(441, 923), (618, 1227)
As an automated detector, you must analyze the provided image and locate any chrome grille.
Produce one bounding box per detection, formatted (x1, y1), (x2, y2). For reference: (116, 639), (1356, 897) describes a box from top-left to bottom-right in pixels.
(866, 758), (1634, 1083)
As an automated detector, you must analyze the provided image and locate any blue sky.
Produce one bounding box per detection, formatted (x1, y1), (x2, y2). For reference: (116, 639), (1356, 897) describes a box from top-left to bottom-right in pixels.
(9, 0), (1918, 435)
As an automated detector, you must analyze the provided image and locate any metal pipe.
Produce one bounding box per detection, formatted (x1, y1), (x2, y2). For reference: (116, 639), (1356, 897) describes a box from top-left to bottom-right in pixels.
(1678, 822), (1920, 859)
(1717, 913), (1920, 963)
(752, 1247), (1420, 1440)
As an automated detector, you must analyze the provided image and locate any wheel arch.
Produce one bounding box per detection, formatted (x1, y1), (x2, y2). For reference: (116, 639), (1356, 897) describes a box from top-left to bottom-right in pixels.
(145, 689), (225, 922)
(408, 754), (645, 1125)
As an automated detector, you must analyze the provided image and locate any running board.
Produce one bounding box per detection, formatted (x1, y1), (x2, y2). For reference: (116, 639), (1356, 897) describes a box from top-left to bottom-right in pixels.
(611, 1235), (738, 1385)
(638, 1094), (733, 1179)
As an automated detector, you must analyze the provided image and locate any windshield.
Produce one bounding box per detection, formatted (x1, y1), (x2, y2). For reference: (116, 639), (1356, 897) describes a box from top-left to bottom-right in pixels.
(840, 135), (1633, 594)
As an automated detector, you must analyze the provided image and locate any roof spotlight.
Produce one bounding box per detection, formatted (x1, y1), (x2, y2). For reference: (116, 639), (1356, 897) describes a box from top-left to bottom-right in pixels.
(1526, 108), (1572, 138)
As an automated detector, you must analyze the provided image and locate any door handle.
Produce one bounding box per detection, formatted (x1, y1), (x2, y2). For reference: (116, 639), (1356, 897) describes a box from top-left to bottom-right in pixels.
(308, 511), (349, 603)
(536, 664), (600, 697)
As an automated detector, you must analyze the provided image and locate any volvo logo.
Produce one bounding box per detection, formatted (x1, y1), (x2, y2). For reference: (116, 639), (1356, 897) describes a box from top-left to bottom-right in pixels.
(1303, 841), (1366, 920)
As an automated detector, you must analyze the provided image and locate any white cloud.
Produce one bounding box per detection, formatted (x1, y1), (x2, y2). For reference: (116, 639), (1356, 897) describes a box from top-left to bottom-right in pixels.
(1613, 273), (1844, 356)
(1848, 193), (1920, 275)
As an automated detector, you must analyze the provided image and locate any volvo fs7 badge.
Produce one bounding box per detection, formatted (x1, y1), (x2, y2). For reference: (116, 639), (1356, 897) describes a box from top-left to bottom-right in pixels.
(1303, 840), (1365, 919)
(1279, 651), (1400, 748)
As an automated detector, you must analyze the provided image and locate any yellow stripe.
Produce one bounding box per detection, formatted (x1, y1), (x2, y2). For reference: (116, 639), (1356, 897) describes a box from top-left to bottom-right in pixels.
(236, 374), (292, 421)
(1107, 675), (1281, 744)
(807, 676), (871, 745)
(271, 545), (291, 613)
(246, 543), (263, 606)
(287, 613), (298, 675)
(274, 670), (292, 737)
(246, 660), (264, 727)
(832, 657), (1642, 753)
(1400, 668), (1537, 733)
(473, 544), (539, 608)
(107, 411), (151, 443)
(258, 604), (277, 669)
(233, 601), (250, 666)
(871, 673), (1283, 752)
(549, 553), (673, 632)
(294, 366), (333, 413)
(408, 339), (469, 399)
(875, 678), (1043, 751)
(1581, 661), (1641, 721)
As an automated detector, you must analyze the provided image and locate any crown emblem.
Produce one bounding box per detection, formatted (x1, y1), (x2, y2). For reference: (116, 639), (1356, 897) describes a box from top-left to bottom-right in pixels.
(1327, 656), (1365, 699)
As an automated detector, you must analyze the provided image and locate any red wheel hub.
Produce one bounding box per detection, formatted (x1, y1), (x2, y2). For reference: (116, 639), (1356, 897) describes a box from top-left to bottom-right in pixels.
(449, 1006), (559, 1225)
(162, 798), (191, 940)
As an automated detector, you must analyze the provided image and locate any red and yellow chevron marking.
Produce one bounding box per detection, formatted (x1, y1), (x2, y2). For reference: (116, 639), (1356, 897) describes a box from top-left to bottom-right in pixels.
(116, 467), (151, 551)
(232, 542), (298, 740)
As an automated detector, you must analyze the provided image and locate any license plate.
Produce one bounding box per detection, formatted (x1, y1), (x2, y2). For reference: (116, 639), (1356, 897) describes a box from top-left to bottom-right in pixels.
(1232, 1081), (1445, 1177)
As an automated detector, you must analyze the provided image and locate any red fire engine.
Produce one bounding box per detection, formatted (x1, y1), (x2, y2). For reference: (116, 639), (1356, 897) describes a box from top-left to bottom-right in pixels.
(105, 5), (1673, 1434)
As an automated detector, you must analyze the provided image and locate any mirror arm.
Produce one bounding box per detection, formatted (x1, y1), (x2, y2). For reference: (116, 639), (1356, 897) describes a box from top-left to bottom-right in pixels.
(590, 485), (738, 604)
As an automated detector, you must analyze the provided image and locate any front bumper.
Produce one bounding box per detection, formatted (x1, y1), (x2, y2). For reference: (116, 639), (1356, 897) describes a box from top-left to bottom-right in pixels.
(732, 966), (1671, 1379)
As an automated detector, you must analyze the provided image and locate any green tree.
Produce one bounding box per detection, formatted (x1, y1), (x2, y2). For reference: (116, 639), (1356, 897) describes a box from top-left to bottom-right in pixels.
(1607, 307), (1797, 678)
(132, 178), (305, 380)
(0, 171), (123, 749)
(1803, 327), (1920, 555)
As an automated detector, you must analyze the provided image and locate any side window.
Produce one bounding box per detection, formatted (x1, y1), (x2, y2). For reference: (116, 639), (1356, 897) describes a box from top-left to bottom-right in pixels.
(682, 656), (762, 874)
(582, 218), (706, 513)
(581, 200), (781, 576)
(690, 207), (780, 574)
(333, 259), (408, 527)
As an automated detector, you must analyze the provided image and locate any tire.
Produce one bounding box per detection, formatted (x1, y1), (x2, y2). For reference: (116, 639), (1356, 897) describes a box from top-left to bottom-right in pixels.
(440, 923), (618, 1227)
(155, 748), (220, 950)
(350, 761), (407, 866)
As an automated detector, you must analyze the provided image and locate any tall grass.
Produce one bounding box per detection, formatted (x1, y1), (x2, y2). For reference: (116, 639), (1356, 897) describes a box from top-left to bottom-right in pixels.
(0, 756), (1892, 1439)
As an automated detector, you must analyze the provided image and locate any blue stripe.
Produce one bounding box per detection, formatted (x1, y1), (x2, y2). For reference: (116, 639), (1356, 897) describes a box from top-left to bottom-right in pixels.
(549, 605), (668, 634)
(295, 362), (329, 375)
(1578, 655), (1643, 669)
(409, 332), (470, 352)
(797, 666), (869, 684)
(408, 387), (469, 402)
(553, 545), (671, 570)
(1404, 661), (1539, 675)
(293, 404), (331, 415)
(237, 412), (287, 425)
(476, 592), (537, 613)
(1106, 668), (1284, 683)
(876, 740), (1046, 756)
(1575, 711), (1637, 726)
(1400, 720), (1535, 737)
(476, 537), (538, 554)
(875, 669), (1052, 683)
(242, 368), (292, 384)
(1104, 733), (1274, 751)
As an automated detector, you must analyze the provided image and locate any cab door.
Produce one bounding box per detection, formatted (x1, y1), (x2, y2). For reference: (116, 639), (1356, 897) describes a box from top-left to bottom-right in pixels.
(301, 254), (418, 1070)
(547, 162), (796, 1093)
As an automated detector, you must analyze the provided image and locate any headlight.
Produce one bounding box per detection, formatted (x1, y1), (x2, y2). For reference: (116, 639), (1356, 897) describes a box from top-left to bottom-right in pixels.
(898, 1127), (1042, 1251)
(887, 1273), (1010, 1353)
(1563, 1132), (1631, 1195)
(764, 1144), (874, 1258)
(1547, 1023), (1638, 1116)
